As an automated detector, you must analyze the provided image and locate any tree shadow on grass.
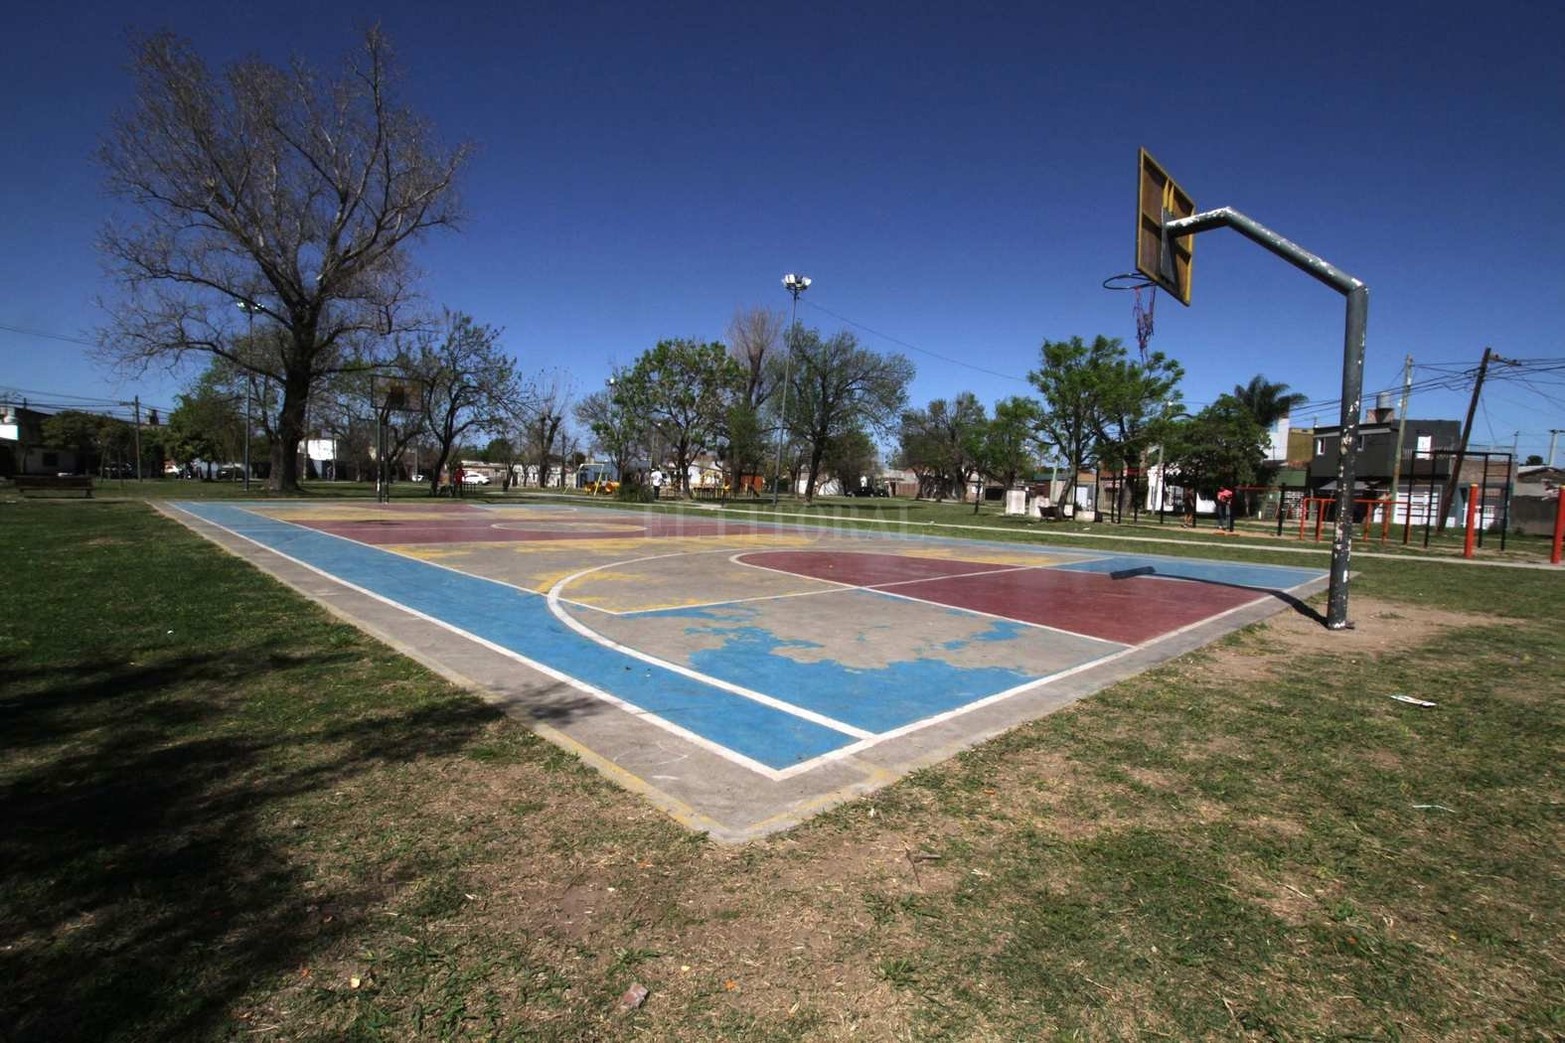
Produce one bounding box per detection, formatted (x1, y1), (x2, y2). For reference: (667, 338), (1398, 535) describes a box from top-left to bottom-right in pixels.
(0, 645), (502, 1042)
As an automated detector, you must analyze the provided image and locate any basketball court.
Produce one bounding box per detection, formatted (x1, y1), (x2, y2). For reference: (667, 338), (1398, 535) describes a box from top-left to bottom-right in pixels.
(165, 499), (1328, 841)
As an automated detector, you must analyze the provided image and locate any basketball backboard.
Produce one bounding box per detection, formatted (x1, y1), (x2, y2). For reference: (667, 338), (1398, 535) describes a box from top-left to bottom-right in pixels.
(1136, 149), (1196, 305)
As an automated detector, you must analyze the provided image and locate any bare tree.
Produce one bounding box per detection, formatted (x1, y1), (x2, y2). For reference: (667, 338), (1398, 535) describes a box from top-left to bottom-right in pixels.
(787, 328), (914, 502)
(575, 374), (641, 492)
(726, 306), (786, 410)
(413, 312), (525, 496)
(96, 28), (467, 491)
(723, 307), (786, 493)
(528, 373), (573, 487)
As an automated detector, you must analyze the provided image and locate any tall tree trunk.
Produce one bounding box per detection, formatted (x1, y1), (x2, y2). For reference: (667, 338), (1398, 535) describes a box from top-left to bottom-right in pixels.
(804, 440), (825, 502)
(270, 369), (311, 493)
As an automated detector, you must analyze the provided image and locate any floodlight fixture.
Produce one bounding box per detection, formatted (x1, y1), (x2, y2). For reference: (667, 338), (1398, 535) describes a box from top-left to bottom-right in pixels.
(773, 272), (812, 505)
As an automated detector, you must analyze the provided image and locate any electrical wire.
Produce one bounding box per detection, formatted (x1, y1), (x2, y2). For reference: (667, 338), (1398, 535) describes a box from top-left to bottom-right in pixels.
(0, 323), (104, 350)
(800, 300), (1032, 384)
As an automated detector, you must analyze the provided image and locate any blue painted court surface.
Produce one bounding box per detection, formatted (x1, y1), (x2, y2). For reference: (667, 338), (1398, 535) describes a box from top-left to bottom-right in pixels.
(172, 501), (1328, 795)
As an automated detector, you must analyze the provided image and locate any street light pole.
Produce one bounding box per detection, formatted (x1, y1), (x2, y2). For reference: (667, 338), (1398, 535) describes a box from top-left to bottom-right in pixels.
(235, 298), (265, 492)
(774, 273), (811, 507)
(244, 379), (252, 493)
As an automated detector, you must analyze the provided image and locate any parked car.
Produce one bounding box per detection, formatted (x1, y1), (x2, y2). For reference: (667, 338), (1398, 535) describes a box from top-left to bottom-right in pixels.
(101, 462), (136, 478)
(214, 464), (245, 481)
(411, 472), (428, 482)
(164, 462), (182, 477)
(848, 484), (890, 497)
(461, 471), (491, 485)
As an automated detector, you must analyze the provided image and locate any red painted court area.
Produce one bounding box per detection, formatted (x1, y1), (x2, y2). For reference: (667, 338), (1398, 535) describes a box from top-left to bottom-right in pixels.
(740, 550), (1268, 645)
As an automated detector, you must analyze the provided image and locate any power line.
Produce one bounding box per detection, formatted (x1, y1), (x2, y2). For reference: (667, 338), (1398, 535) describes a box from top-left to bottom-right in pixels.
(1, 386), (141, 408)
(0, 323), (104, 350)
(800, 300), (1032, 384)
(0, 385), (174, 417)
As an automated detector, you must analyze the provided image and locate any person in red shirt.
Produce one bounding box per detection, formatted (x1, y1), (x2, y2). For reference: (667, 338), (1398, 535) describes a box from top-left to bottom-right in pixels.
(1216, 486), (1235, 532)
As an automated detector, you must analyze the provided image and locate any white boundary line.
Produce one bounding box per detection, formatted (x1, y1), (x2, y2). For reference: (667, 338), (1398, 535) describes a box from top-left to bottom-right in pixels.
(171, 500), (1329, 785)
(166, 503), (795, 779)
(545, 551), (874, 741)
(733, 552), (1115, 643)
(766, 577), (1320, 778)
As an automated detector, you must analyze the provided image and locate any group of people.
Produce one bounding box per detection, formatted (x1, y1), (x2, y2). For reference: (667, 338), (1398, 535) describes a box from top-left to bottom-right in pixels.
(1178, 485), (1238, 532)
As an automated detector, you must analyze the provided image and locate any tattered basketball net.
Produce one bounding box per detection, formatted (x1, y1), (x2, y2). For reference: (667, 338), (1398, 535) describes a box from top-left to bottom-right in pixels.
(1102, 272), (1158, 363)
(1132, 285), (1156, 363)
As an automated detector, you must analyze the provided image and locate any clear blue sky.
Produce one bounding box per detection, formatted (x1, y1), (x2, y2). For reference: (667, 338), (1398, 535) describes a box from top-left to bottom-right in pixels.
(4, 1), (1563, 461)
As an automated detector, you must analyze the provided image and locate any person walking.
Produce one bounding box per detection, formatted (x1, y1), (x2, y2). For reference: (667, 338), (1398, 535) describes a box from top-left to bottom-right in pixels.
(1216, 485), (1235, 532)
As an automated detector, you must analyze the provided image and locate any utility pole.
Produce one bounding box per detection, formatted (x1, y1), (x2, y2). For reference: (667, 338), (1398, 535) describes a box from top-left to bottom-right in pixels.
(1437, 347), (1501, 534)
(1386, 354), (1413, 516)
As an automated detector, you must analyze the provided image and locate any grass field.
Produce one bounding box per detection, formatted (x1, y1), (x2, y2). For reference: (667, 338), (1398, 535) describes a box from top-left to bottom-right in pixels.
(2, 498), (1561, 1040)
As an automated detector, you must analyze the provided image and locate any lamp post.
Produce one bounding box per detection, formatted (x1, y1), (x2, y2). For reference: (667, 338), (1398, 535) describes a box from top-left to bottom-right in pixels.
(235, 299), (263, 492)
(371, 372), (385, 502)
(774, 273), (810, 507)
(243, 378), (252, 494)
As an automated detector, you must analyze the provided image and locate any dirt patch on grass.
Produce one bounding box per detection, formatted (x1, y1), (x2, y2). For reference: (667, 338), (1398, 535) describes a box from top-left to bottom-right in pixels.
(1244, 596), (1488, 658)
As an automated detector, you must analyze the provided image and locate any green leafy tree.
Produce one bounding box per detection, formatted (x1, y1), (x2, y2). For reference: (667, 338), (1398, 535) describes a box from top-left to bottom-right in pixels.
(1232, 374), (1307, 428)
(895, 406), (944, 499)
(575, 371), (642, 493)
(142, 407), (166, 475)
(97, 28), (467, 493)
(166, 383), (245, 475)
(484, 436), (519, 489)
(1029, 336), (1113, 507)
(822, 426), (879, 494)
(1162, 395), (1268, 508)
(787, 328), (914, 502)
(619, 339), (743, 498)
(40, 411), (132, 474)
(981, 396), (1045, 494)
(723, 402), (767, 495)
(897, 394), (987, 505)
(174, 358), (275, 477)
(1028, 335), (1180, 512)
(1096, 353), (1183, 519)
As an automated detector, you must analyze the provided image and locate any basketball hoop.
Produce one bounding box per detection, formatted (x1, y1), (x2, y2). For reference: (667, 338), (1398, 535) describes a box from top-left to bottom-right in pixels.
(1102, 272), (1158, 363)
(1101, 272), (1155, 292)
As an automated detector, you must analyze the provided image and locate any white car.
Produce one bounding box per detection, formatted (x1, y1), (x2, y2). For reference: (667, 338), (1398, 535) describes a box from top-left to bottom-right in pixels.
(460, 471), (491, 485)
(411, 472), (428, 482)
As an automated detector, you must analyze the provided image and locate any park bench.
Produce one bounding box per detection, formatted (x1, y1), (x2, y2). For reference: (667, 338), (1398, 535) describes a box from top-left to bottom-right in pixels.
(11, 475), (94, 498)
